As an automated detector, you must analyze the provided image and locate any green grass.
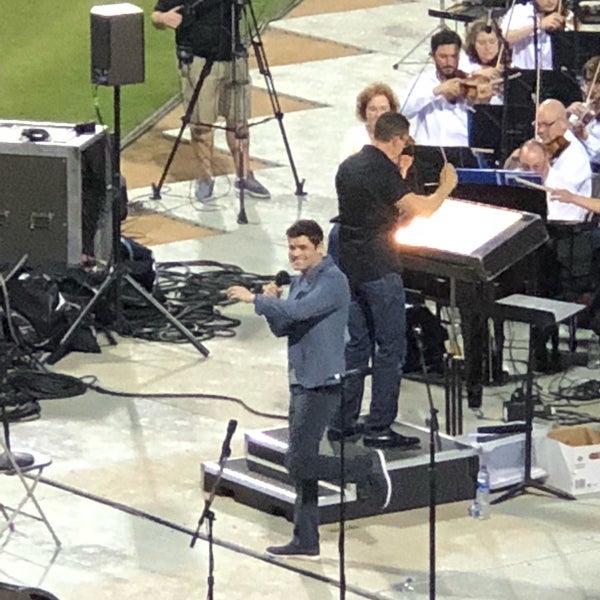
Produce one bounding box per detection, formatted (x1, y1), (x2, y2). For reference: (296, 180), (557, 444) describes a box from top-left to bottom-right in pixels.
(0, 0), (302, 135)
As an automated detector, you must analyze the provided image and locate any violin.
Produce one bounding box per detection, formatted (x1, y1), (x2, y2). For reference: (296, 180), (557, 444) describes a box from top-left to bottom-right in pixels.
(544, 135), (570, 160)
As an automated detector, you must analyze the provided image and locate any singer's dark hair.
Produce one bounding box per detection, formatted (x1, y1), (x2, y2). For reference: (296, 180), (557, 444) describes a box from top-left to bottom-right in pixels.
(286, 219), (324, 247)
(373, 112), (410, 142)
(431, 28), (462, 53)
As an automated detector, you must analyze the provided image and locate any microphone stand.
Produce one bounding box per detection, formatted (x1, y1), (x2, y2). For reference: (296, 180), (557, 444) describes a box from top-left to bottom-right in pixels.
(414, 325), (442, 600)
(190, 420), (237, 600)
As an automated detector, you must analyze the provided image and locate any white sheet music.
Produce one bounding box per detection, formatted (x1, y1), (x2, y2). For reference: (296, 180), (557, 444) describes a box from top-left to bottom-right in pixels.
(394, 198), (523, 256)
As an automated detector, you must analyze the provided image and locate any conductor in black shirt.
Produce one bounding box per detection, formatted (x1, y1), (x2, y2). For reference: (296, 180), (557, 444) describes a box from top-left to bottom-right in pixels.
(151, 0), (270, 202)
(331, 112), (457, 448)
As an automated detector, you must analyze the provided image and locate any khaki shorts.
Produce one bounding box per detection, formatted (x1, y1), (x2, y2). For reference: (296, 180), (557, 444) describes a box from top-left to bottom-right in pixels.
(179, 57), (250, 128)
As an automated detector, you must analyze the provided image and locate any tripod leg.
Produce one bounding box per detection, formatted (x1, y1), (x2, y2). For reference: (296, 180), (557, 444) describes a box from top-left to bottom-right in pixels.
(43, 272), (117, 366)
(123, 274), (210, 357)
(245, 1), (305, 196)
(152, 57), (215, 200)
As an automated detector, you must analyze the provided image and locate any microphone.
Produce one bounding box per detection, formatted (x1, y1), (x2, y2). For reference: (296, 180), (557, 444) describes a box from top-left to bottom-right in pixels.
(275, 270), (291, 287)
(219, 419), (237, 463)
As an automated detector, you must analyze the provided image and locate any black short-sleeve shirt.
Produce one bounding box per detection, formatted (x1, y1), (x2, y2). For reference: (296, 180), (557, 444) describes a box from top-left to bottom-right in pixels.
(154, 0), (233, 61)
(336, 144), (406, 284)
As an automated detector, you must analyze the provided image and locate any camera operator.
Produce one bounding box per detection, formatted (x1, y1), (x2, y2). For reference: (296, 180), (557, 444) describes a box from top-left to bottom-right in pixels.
(151, 0), (270, 202)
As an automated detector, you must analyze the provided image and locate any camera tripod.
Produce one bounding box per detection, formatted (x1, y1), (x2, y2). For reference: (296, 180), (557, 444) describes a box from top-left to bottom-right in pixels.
(151, 0), (306, 224)
(44, 86), (209, 365)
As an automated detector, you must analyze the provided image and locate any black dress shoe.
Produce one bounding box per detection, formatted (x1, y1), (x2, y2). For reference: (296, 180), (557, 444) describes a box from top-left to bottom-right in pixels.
(266, 542), (320, 558)
(363, 429), (421, 449)
(326, 422), (364, 442)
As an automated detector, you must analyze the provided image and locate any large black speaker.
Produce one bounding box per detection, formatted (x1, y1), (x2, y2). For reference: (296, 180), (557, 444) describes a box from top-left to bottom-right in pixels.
(90, 3), (145, 86)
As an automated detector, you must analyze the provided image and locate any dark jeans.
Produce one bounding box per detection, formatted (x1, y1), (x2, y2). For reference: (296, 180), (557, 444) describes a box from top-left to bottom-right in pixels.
(333, 272), (406, 434)
(286, 386), (371, 549)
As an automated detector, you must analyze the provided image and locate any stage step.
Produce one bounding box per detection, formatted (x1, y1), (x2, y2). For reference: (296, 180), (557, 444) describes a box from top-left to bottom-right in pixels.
(202, 422), (478, 523)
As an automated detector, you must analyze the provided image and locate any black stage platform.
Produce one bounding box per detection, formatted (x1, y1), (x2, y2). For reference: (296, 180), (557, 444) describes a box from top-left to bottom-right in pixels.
(202, 422), (478, 523)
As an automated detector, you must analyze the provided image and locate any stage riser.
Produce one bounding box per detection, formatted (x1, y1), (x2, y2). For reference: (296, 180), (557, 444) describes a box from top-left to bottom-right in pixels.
(203, 425), (478, 523)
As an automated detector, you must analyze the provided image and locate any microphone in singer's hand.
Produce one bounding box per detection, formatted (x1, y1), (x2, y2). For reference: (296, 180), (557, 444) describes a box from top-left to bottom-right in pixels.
(219, 419), (237, 462)
(275, 270), (291, 287)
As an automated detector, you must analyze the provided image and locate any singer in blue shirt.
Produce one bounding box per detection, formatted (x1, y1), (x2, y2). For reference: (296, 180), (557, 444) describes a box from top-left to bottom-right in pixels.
(227, 219), (391, 558)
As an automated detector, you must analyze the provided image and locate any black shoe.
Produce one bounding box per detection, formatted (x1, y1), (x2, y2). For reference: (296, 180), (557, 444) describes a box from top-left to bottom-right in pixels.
(266, 542), (319, 558)
(363, 429), (421, 449)
(235, 172), (271, 199)
(326, 422), (364, 442)
(363, 449), (392, 509)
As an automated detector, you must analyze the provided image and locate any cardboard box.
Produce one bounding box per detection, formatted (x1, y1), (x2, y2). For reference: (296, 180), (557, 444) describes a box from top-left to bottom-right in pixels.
(537, 426), (600, 496)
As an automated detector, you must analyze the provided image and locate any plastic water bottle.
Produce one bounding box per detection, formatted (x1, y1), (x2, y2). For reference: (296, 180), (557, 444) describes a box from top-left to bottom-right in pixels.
(470, 463), (490, 519)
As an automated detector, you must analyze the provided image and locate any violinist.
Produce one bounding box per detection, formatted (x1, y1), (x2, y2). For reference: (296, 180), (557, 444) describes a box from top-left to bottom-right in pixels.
(567, 56), (600, 170)
(400, 29), (469, 146)
(525, 98), (592, 221)
(460, 18), (511, 104)
(501, 0), (571, 70)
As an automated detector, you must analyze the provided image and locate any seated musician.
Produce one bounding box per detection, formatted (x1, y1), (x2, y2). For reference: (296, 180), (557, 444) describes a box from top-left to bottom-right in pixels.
(533, 99), (591, 221)
(567, 56), (600, 174)
(460, 18), (511, 104)
(501, 0), (571, 70)
(518, 139), (588, 222)
(339, 82), (400, 161)
(401, 29), (470, 146)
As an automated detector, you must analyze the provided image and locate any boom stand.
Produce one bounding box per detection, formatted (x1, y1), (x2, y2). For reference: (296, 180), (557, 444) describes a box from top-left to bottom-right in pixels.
(151, 0), (305, 222)
(190, 420), (237, 600)
(415, 325), (442, 600)
(44, 86), (209, 366)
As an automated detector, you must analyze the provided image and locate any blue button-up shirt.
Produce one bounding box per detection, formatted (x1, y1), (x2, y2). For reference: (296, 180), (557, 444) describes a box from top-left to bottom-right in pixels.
(254, 255), (350, 389)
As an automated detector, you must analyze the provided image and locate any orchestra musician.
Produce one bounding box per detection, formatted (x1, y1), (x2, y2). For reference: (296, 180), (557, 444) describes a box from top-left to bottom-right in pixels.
(533, 99), (592, 220)
(339, 82), (400, 161)
(501, 0), (572, 70)
(567, 56), (600, 173)
(460, 17), (511, 104)
(400, 29), (470, 146)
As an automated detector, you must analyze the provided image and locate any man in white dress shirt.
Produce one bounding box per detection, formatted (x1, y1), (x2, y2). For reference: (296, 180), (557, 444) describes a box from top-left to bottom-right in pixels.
(401, 29), (469, 146)
(534, 99), (592, 221)
(567, 56), (600, 173)
(502, 0), (568, 70)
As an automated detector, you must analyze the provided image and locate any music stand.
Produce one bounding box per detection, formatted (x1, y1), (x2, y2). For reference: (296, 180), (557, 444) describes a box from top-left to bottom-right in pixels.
(412, 145), (479, 190)
(468, 104), (534, 167)
(505, 69), (582, 109)
(490, 294), (585, 504)
(551, 31), (600, 76)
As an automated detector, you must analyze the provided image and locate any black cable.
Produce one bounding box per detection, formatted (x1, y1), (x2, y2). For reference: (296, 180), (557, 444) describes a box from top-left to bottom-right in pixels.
(85, 379), (286, 421)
